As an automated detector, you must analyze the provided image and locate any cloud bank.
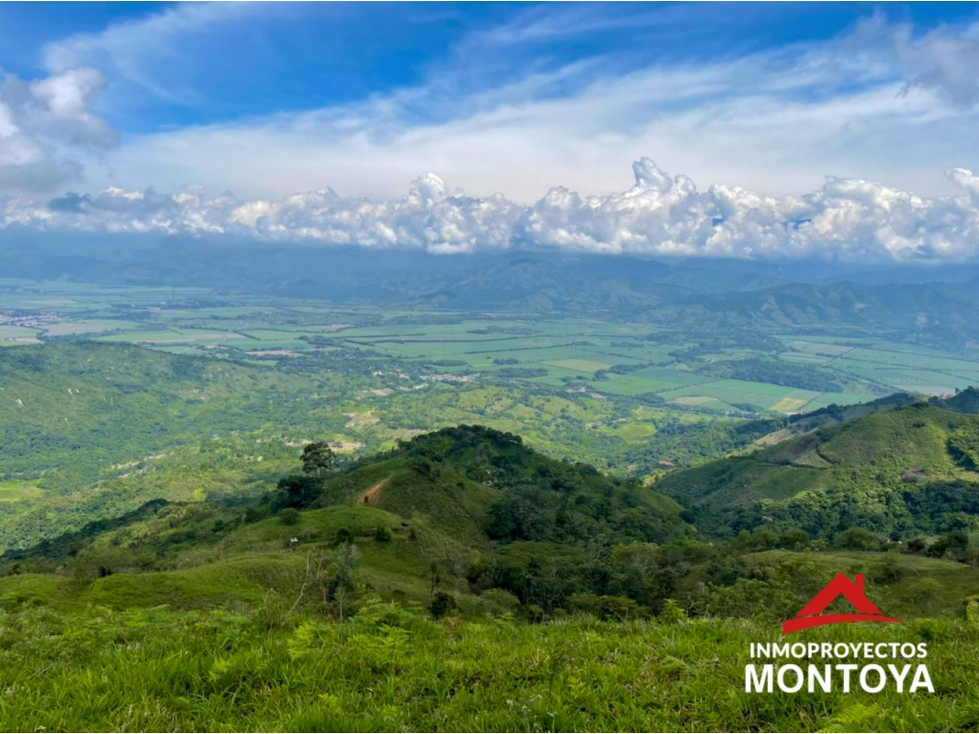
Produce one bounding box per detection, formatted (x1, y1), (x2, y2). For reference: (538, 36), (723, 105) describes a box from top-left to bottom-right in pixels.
(5, 158), (979, 262)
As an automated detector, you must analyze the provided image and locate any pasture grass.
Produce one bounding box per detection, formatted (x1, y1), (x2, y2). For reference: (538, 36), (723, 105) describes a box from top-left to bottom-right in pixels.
(0, 601), (976, 732)
(0, 481), (42, 503)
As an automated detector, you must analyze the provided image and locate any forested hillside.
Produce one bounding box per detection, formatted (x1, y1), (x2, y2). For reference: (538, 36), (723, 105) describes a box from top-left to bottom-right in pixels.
(654, 389), (979, 541)
(4, 416), (979, 626)
(1, 340), (862, 553)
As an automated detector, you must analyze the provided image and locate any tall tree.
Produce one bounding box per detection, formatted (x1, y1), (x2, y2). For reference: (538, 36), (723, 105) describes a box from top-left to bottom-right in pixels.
(301, 442), (335, 477)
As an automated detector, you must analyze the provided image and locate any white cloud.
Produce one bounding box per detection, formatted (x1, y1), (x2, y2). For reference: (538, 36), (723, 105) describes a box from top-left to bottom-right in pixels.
(5, 9), (979, 263)
(17, 7), (979, 208)
(0, 68), (115, 195)
(6, 158), (979, 263)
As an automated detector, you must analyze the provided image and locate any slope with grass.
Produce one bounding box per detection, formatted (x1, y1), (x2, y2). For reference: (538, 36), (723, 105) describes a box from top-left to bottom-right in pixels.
(2, 601), (979, 733)
(311, 426), (692, 546)
(654, 391), (979, 539)
(0, 426), (693, 623)
(0, 340), (737, 553)
(1, 419), (979, 733)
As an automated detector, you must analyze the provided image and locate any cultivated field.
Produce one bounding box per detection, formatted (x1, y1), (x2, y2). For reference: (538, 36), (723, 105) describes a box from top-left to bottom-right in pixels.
(7, 279), (976, 417)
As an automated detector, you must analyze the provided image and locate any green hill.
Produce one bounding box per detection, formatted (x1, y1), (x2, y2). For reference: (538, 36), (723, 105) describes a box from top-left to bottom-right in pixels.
(308, 455), (502, 546)
(309, 426), (691, 546)
(933, 386), (979, 414)
(0, 342), (315, 481)
(751, 391), (918, 447)
(0, 343), (338, 552)
(0, 425), (693, 619)
(654, 397), (979, 540)
(3, 396), (979, 630)
(0, 340), (730, 554)
(4, 415), (979, 734)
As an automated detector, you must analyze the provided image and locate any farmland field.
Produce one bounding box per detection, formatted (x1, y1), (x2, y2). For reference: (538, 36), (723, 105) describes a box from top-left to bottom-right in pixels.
(2, 272), (979, 734)
(3, 277), (979, 515)
(5, 279), (979, 418)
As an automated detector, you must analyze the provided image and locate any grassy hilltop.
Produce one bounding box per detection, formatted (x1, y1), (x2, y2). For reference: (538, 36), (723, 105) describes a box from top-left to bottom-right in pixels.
(2, 604), (978, 732)
(3, 403), (979, 619)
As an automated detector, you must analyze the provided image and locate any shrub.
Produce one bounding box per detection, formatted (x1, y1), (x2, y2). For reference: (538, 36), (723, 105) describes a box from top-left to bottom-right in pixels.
(927, 530), (970, 561)
(429, 592), (457, 619)
(777, 528), (810, 551)
(373, 525), (392, 543)
(906, 536), (928, 554)
(705, 555), (750, 587)
(869, 553), (903, 583)
(334, 527), (354, 545)
(520, 604), (546, 623)
(243, 507), (265, 524)
(278, 508), (301, 526)
(599, 595), (641, 621)
(478, 588), (520, 616)
(659, 599), (688, 624)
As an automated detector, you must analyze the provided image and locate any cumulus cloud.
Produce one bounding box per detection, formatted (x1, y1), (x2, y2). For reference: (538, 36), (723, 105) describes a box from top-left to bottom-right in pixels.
(5, 158), (979, 262)
(0, 67), (116, 195)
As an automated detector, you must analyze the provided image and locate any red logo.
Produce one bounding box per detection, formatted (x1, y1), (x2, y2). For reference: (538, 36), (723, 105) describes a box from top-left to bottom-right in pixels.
(782, 573), (901, 634)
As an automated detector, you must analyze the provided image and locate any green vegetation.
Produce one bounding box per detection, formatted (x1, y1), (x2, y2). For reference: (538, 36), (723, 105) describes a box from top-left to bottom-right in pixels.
(653, 389), (979, 541)
(695, 357), (845, 393)
(5, 422), (979, 625)
(2, 602), (978, 732)
(1, 404), (979, 731)
(4, 268), (979, 731)
(0, 336), (852, 553)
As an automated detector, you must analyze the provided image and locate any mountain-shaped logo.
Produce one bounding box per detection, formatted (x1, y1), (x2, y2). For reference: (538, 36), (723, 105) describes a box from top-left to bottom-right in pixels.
(782, 573), (901, 634)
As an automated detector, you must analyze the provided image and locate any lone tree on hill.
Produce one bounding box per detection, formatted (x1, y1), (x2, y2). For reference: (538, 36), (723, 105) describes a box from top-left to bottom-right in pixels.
(301, 442), (335, 477)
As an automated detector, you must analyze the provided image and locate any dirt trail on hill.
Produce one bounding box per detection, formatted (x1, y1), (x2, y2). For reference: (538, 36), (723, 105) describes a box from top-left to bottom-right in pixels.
(356, 478), (388, 506)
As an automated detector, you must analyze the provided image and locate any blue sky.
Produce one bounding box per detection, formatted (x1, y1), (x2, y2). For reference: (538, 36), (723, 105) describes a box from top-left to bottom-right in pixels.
(3, 3), (974, 133)
(4, 2), (979, 261)
(3, 1), (979, 197)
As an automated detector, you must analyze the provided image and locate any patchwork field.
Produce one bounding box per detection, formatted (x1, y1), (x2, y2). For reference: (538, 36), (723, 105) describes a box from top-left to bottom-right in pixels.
(782, 337), (979, 396)
(4, 280), (979, 425)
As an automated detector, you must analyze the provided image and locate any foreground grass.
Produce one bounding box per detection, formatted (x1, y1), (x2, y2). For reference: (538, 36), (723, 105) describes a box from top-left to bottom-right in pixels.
(0, 602), (977, 732)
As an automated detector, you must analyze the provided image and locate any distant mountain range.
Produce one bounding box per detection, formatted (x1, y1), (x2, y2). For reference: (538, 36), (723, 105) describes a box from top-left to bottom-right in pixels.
(4, 235), (979, 345)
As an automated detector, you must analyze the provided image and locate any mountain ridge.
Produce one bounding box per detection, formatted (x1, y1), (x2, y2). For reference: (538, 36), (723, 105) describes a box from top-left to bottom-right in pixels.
(654, 389), (979, 539)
